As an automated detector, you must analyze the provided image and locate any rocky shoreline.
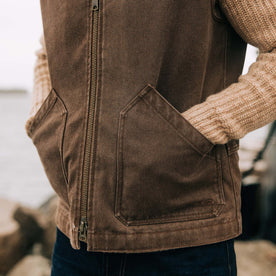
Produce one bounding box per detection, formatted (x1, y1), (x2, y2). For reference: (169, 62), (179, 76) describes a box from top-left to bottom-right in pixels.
(0, 196), (57, 276)
(1, 196), (276, 276)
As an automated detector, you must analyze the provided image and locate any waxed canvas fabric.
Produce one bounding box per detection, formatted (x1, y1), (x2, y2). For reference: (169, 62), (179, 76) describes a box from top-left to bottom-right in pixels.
(26, 0), (247, 252)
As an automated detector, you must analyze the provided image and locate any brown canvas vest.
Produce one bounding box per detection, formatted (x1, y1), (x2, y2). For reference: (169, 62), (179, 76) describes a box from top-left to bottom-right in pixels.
(27, 0), (247, 252)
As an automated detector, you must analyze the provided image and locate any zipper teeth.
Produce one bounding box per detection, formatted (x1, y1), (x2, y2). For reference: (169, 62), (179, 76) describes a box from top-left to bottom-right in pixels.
(79, 2), (99, 241)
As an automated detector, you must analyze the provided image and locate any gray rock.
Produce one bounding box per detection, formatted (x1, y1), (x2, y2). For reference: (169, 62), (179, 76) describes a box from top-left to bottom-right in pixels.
(7, 255), (51, 276)
(235, 240), (276, 276)
(13, 205), (44, 245)
(0, 198), (44, 274)
(0, 198), (23, 274)
(39, 195), (58, 258)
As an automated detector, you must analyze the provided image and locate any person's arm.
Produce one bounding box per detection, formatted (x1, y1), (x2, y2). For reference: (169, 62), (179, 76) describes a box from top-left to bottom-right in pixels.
(182, 0), (276, 144)
(26, 33), (51, 126)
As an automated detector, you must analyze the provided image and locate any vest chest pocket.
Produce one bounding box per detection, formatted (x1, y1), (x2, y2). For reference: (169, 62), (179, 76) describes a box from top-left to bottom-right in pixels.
(115, 84), (225, 226)
(25, 88), (69, 204)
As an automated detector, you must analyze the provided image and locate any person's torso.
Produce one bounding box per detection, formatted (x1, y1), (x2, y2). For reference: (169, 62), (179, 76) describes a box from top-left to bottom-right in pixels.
(26, 0), (247, 252)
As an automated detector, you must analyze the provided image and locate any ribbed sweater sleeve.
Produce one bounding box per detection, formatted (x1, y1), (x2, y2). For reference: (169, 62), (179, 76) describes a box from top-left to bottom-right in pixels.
(182, 0), (276, 144)
(26, 33), (51, 125)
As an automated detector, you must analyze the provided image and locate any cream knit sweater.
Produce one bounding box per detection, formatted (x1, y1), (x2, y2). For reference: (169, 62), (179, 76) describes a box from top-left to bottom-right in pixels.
(27, 0), (276, 144)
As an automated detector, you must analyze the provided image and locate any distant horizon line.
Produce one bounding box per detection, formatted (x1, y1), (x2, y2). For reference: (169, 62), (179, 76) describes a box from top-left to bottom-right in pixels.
(0, 88), (29, 94)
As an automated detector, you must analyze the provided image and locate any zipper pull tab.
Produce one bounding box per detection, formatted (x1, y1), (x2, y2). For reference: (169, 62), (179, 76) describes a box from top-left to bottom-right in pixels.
(79, 218), (88, 242)
(92, 0), (99, 10)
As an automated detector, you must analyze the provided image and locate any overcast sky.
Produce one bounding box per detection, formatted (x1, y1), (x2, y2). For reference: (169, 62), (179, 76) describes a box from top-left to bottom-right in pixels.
(0, 1), (257, 94)
(0, 1), (43, 92)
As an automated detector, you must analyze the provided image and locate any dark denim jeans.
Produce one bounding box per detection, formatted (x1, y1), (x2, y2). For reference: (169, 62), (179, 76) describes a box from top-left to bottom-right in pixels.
(51, 227), (237, 276)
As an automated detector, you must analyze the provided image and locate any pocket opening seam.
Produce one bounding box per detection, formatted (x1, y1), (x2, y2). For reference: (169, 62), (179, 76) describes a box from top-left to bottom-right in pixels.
(145, 85), (214, 149)
(26, 94), (57, 137)
(121, 84), (214, 159)
(26, 88), (68, 136)
(141, 96), (215, 160)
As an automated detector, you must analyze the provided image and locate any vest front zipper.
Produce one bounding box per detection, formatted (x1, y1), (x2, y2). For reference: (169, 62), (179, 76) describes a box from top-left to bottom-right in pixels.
(79, 0), (99, 243)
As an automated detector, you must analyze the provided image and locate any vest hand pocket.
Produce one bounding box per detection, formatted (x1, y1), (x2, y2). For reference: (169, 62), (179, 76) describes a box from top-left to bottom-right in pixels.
(115, 84), (225, 226)
(26, 88), (69, 204)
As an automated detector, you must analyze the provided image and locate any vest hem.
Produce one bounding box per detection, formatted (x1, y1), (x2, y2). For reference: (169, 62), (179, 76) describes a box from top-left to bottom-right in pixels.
(55, 203), (242, 253)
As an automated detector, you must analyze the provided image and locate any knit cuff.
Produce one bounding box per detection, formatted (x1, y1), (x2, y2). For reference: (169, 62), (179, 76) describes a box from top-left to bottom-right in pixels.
(182, 101), (229, 145)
